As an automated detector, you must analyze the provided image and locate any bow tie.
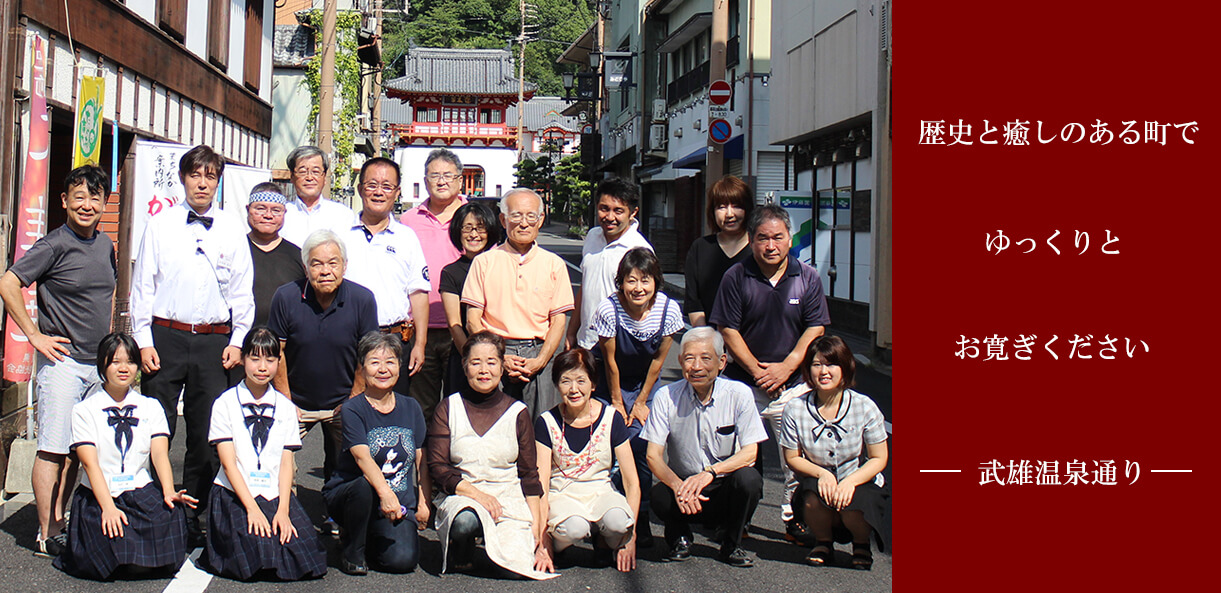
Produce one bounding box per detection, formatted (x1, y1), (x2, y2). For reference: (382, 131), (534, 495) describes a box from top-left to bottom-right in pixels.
(243, 403), (275, 464)
(815, 420), (847, 443)
(105, 405), (140, 471)
(187, 210), (214, 230)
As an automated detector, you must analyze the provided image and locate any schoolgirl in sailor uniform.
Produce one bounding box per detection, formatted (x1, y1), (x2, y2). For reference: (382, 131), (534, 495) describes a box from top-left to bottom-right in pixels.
(203, 327), (327, 580)
(54, 332), (195, 580)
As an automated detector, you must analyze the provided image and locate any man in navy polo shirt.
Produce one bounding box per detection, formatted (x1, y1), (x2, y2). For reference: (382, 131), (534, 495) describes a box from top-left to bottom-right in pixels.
(269, 229), (378, 482)
(708, 203), (830, 540)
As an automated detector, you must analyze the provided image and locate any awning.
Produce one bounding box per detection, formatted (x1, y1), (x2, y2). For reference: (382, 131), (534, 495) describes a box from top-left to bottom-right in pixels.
(673, 135), (744, 169)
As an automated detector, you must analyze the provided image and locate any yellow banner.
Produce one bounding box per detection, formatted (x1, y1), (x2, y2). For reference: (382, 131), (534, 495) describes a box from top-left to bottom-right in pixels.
(72, 75), (105, 167)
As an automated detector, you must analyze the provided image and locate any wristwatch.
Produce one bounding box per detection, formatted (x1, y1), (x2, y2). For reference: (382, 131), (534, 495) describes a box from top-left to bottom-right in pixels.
(703, 465), (717, 478)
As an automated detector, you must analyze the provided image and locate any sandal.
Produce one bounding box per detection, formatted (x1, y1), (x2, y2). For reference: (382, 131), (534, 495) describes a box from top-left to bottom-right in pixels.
(851, 543), (873, 571)
(805, 542), (833, 566)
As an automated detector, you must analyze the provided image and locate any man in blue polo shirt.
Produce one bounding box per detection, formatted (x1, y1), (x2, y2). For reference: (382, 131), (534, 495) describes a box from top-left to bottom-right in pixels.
(269, 229), (378, 481)
(708, 203), (830, 541)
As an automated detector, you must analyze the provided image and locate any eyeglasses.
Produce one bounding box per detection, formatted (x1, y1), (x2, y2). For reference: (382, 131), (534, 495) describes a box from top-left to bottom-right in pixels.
(461, 224), (488, 235)
(506, 212), (541, 224)
(249, 204), (285, 215)
(293, 167), (325, 179)
(361, 182), (400, 194)
(426, 172), (461, 182)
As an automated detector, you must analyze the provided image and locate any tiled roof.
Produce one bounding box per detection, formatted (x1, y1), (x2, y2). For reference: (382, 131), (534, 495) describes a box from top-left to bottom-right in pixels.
(385, 47), (535, 96)
(507, 97), (582, 133)
(273, 25), (314, 68)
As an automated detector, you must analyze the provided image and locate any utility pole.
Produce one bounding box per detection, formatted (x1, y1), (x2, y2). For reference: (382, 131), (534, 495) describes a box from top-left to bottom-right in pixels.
(372, 0), (384, 155)
(318, 0), (337, 198)
(704, 0), (729, 203)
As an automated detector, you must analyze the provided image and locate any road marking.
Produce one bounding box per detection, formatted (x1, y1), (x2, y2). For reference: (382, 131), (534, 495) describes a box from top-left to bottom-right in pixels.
(0, 493), (33, 522)
(163, 548), (212, 593)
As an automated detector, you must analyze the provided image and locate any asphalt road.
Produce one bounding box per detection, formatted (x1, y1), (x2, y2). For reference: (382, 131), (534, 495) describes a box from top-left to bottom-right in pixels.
(0, 226), (893, 592)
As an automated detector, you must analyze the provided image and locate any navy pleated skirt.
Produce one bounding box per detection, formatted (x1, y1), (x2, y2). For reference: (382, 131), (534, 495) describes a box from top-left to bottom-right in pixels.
(797, 476), (891, 552)
(202, 485), (327, 581)
(54, 482), (188, 580)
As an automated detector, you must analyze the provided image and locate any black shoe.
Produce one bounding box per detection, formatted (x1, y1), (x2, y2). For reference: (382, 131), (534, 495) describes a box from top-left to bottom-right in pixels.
(718, 546), (755, 568)
(785, 518), (814, 546)
(34, 532), (67, 558)
(339, 557), (368, 576)
(665, 536), (692, 562)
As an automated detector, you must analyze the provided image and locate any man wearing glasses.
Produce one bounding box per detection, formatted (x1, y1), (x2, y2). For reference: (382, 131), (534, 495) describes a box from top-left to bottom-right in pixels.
(399, 149), (467, 419)
(343, 157), (431, 396)
(244, 183), (305, 327)
(281, 145), (355, 247)
(461, 188), (574, 415)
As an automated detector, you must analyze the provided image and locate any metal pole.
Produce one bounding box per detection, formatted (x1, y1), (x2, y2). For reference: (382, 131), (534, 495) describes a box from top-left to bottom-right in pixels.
(704, 0), (729, 199)
(372, 0), (384, 155)
(318, 0), (337, 198)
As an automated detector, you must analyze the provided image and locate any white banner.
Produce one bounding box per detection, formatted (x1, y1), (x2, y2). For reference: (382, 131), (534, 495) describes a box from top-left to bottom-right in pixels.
(131, 139), (271, 247)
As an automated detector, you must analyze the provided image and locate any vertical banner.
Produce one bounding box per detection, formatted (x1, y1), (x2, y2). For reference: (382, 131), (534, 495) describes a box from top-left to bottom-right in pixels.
(3, 35), (51, 381)
(776, 191), (814, 263)
(72, 75), (105, 167)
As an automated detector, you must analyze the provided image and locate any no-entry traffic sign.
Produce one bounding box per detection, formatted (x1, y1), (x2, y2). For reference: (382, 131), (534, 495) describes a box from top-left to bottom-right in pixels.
(709, 80), (732, 105)
(709, 118), (732, 144)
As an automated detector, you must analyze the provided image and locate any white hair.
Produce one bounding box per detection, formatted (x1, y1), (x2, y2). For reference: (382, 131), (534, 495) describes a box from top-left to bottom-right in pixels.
(301, 229), (347, 268)
(500, 187), (544, 217)
(681, 327), (725, 358)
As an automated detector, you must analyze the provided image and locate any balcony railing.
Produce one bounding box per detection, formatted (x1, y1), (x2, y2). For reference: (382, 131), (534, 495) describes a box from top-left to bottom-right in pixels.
(667, 60), (710, 106)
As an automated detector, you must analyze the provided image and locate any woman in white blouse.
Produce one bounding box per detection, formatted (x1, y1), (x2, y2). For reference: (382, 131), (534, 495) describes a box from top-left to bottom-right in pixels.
(780, 336), (889, 570)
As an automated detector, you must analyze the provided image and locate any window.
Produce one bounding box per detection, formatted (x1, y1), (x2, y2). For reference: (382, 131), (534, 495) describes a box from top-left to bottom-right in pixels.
(415, 107), (439, 123)
(158, 0), (187, 41)
(208, 0), (230, 68)
(244, 0), (264, 91)
(443, 107), (476, 123)
(479, 108), (503, 124)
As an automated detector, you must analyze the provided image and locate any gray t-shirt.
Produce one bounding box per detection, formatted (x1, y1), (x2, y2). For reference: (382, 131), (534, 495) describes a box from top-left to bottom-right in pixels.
(9, 225), (116, 362)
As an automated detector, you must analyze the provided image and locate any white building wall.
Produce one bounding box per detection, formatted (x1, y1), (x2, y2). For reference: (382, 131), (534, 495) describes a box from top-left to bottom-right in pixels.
(394, 146), (519, 210)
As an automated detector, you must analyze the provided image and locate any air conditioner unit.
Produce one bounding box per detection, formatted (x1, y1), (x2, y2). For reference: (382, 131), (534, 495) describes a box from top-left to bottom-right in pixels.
(652, 99), (667, 122)
(650, 124), (668, 150)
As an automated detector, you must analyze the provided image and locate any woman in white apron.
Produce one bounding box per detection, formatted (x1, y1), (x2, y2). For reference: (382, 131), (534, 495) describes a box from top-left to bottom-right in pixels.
(426, 331), (557, 579)
(534, 348), (640, 572)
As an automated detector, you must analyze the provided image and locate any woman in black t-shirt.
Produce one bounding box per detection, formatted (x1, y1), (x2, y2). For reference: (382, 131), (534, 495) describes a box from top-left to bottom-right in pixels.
(438, 201), (502, 395)
(683, 175), (756, 326)
(321, 332), (430, 576)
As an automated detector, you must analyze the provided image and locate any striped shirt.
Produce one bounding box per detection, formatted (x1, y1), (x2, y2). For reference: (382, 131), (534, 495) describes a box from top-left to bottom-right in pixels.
(593, 292), (684, 342)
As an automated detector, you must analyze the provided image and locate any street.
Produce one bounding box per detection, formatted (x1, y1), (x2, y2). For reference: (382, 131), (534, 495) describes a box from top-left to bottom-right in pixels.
(0, 226), (892, 592)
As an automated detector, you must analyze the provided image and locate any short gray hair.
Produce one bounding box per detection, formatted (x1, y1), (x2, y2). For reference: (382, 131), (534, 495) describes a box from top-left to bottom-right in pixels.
(301, 229), (347, 268)
(424, 148), (462, 173)
(287, 145), (330, 174)
(500, 187), (544, 216)
(746, 203), (792, 237)
(681, 327), (725, 358)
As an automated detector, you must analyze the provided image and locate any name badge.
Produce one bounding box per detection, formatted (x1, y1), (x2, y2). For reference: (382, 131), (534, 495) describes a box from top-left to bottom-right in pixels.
(109, 473), (136, 495)
(248, 470), (274, 492)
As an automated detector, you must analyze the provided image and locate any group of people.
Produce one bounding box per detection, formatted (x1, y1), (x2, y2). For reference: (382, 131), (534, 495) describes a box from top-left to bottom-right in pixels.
(0, 143), (889, 581)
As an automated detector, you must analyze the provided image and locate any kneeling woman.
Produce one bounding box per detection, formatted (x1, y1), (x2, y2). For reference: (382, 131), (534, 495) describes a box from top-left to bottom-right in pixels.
(535, 348), (640, 572)
(204, 327), (327, 580)
(428, 331), (556, 579)
(55, 333), (196, 580)
(322, 332), (430, 575)
(780, 336), (889, 570)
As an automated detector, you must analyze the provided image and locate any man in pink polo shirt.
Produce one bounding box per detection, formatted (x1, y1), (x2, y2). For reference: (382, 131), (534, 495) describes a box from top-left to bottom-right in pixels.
(400, 148), (467, 419)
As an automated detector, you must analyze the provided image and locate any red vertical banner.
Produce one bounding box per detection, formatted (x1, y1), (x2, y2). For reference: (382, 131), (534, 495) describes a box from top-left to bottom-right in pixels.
(3, 35), (50, 381)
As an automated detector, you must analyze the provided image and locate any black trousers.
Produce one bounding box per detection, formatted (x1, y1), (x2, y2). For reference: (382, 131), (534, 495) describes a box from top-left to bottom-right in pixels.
(322, 476), (419, 573)
(143, 324), (230, 519)
(651, 467), (763, 550)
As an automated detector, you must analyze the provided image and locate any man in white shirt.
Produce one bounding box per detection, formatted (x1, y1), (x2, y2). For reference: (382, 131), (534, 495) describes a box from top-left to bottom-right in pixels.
(567, 177), (653, 350)
(342, 157), (430, 396)
(280, 145), (355, 247)
(130, 144), (255, 542)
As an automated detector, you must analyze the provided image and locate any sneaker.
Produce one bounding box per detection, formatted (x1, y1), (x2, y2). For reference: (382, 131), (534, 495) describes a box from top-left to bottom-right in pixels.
(34, 532), (67, 558)
(339, 557), (368, 576)
(784, 518), (814, 545)
(718, 546), (755, 568)
(665, 536), (692, 562)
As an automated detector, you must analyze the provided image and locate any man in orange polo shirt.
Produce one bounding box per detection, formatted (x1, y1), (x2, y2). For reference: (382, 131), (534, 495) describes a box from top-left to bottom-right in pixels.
(461, 188), (573, 416)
